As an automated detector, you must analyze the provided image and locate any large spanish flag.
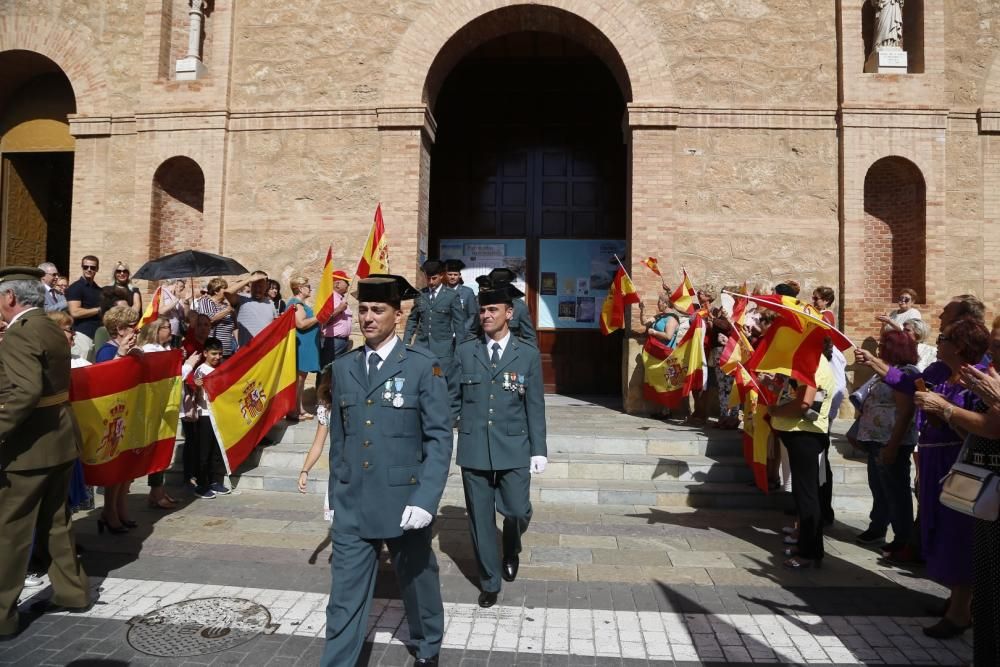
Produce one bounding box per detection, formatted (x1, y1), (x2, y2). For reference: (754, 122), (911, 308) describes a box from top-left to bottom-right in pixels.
(741, 293), (853, 388)
(202, 309), (297, 472)
(642, 313), (707, 408)
(314, 245), (336, 322)
(599, 266), (640, 335)
(730, 363), (773, 494)
(670, 270), (697, 315)
(71, 350), (183, 486)
(355, 203), (389, 279)
(139, 286), (163, 328)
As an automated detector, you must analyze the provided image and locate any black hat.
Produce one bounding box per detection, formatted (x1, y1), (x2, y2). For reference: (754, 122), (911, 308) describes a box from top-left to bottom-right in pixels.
(356, 274), (420, 303)
(487, 267), (518, 283)
(774, 283), (796, 297)
(444, 259), (465, 272)
(0, 266), (44, 283)
(421, 259), (445, 275)
(478, 283), (524, 306)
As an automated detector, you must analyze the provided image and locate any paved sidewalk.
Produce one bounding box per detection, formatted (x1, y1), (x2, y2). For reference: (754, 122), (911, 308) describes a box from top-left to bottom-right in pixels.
(4, 490), (969, 665)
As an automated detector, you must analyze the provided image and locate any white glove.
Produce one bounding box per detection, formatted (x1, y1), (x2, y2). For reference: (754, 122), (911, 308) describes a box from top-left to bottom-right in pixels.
(530, 456), (547, 474)
(400, 505), (433, 530)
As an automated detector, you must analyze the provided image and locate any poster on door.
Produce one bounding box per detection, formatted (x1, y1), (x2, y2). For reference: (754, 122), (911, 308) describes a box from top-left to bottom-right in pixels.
(438, 239), (527, 295)
(537, 239), (626, 329)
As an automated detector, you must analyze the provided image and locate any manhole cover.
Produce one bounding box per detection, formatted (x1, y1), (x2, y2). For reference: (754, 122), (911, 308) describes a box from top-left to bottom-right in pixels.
(126, 597), (278, 657)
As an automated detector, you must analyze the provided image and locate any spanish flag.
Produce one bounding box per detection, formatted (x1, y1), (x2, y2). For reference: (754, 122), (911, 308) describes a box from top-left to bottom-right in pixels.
(642, 313), (707, 408)
(314, 245), (336, 322)
(599, 266), (640, 335)
(202, 309), (298, 472)
(741, 293), (853, 387)
(719, 325), (754, 376)
(355, 203), (389, 279)
(670, 270), (696, 315)
(730, 363), (773, 494)
(642, 257), (662, 276)
(139, 286), (163, 328)
(71, 350), (183, 486)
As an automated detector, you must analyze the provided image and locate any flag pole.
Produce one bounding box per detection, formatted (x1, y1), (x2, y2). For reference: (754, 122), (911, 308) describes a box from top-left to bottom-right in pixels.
(612, 254), (633, 282)
(722, 290), (858, 350)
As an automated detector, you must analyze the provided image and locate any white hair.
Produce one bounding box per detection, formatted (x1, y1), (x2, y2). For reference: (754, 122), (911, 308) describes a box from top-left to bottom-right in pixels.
(3, 280), (46, 308)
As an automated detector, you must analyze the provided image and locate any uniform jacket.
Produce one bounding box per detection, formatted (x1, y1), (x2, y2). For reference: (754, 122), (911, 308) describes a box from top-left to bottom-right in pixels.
(471, 298), (536, 345)
(451, 335), (546, 471)
(328, 338), (453, 538)
(403, 286), (468, 359)
(454, 284), (479, 335)
(0, 309), (82, 471)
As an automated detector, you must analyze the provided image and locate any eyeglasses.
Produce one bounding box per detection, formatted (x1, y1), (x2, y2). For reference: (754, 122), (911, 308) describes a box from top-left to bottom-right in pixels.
(45, 272), (58, 276)
(82, 265), (98, 271)
(898, 296), (912, 303)
(115, 269), (129, 274)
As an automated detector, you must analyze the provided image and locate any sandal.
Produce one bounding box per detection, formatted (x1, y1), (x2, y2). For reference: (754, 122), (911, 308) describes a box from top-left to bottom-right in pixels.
(147, 496), (177, 510)
(922, 618), (970, 639)
(298, 412), (314, 421)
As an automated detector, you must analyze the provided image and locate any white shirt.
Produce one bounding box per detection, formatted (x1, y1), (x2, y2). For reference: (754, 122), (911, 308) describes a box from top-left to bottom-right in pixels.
(364, 335), (398, 372)
(484, 331), (511, 361)
(429, 285), (442, 300)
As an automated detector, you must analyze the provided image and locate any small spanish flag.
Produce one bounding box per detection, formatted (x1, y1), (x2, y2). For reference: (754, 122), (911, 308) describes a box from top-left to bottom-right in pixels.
(670, 270), (697, 315)
(139, 286), (163, 328)
(356, 203), (389, 279)
(599, 266), (640, 335)
(313, 245), (336, 323)
(202, 309), (298, 472)
(642, 257), (662, 276)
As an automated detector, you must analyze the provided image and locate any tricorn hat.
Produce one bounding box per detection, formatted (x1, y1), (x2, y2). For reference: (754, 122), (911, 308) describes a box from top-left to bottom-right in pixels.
(421, 259), (445, 275)
(478, 282), (525, 306)
(487, 267), (518, 283)
(356, 274), (420, 302)
(0, 266), (44, 283)
(444, 258), (465, 272)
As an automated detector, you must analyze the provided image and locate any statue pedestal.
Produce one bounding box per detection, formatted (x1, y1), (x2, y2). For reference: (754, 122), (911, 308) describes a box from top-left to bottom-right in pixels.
(175, 56), (207, 81)
(864, 48), (908, 74)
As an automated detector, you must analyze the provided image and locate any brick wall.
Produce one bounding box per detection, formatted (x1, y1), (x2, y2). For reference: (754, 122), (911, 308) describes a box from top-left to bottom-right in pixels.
(149, 156), (204, 258)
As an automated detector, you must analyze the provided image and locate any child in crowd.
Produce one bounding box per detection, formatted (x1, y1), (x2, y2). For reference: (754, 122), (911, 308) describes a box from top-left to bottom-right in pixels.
(185, 337), (230, 499)
(298, 364), (334, 521)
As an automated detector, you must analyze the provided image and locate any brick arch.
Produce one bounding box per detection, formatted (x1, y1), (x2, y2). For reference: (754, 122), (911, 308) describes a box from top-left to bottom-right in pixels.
(862, 156), (926, 303)
(382, 0), (671, 108)
(150, 156), (205, 260)
(0, 16), (108, 116)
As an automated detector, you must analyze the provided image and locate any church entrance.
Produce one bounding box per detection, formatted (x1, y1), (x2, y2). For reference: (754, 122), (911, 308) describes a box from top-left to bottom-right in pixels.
(429, 32), (627, 396)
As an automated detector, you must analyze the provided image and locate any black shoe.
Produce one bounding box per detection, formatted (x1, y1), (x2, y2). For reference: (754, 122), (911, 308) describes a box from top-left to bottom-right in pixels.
(0, 616), (28, 642)
(414, 655), (439, 665)
(855, 528), (886, 545)
(923, 618), (971, 639)
(879, 539), (906, 556)
(502, 555), (519, 582)
(29, 599), (93, 616)
(478, 590), (498, 608)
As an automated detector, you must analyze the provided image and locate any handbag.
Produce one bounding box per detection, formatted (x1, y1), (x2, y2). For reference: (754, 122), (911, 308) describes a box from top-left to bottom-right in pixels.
(940, 441), (1000, 521)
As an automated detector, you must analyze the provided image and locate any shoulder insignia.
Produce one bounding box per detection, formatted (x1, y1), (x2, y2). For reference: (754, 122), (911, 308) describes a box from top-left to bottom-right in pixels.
(432, 366), (443, 377)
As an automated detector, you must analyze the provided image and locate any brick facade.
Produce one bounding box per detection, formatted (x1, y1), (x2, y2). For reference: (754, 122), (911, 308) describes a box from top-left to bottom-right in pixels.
(2, 0), (1000, 411)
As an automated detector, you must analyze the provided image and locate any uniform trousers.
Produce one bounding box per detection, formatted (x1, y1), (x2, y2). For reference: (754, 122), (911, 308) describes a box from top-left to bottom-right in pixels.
(461, 467), (532, 593)
(322, 527), (443, 666)
(0, 461), (89, 635)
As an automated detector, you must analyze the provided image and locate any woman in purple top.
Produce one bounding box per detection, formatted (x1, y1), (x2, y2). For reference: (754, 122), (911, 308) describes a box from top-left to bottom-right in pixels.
(857, 316), (990, 639)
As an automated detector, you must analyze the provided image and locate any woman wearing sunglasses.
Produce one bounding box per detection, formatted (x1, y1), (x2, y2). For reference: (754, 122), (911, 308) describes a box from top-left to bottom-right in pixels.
(111, 262), (143, 315)
(877, 288), (921, 332)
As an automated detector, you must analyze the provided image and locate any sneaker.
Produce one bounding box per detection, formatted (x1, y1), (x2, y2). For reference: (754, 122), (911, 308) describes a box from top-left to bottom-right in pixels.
(209, 482), (231, 496)
(23, 574), (43, 588)
(855, 528), (887, 545)
(193, 487), (216, 500)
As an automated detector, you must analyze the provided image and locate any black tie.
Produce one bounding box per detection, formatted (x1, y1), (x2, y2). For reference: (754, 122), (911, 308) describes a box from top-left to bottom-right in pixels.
(429, 289), (435, 303)
(367, 354), (380, 386)
(490, 342), (501, 367)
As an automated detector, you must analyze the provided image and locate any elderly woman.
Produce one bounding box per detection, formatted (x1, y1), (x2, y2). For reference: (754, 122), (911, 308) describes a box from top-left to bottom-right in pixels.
(93, 306), (142, 533)
(902, 319), (937, 370)
(853, 330), (919, 554)
(639, 292), (683, 348)
(686, 285), (717, 425)
(811, 286), (837, 327)
(159, 279), (190, 347)
(194, 278), (236, 357)
(860, 317), (989, 638)
(286, 276), (321, 420)
(111, 261), (142, 315)
(877, 288), (921, 332)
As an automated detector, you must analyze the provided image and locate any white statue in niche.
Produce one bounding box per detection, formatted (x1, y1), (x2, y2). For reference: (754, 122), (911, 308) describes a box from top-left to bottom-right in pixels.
(870, 0), (904, 50)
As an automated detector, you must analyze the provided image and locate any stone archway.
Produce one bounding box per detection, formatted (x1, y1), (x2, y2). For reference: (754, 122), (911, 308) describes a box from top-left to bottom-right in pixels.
(150, 156), (205, 259)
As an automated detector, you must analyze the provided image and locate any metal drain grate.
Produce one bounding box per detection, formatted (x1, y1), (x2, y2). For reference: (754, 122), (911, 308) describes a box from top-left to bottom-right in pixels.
(126, 597), (279, 657)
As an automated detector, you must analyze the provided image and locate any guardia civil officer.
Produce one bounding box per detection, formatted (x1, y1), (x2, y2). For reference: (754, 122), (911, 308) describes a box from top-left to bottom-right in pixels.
(473, 268), (537, 344)
(404, 259), (469, 399)
(452, 279), (547, 608)
(322, 274), (452, 667)
(444, 259), (478, 333)
(0, 267), (89, 639)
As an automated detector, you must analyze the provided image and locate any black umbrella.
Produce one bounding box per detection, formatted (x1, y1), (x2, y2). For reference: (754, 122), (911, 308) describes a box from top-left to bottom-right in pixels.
(133, 250), (249, 281)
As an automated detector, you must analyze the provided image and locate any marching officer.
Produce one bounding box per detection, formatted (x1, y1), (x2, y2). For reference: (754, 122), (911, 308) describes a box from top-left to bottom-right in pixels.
(322, 274), (452, 667)
(474, 268), (537, 344)
(444, 259), (478, 333)
(452, 278), (547, 608)
(0, 267), (90, 639)
(404, 259), (469, 398)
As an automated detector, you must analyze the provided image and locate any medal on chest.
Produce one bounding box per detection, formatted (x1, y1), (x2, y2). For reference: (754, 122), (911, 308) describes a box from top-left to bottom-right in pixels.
(382, 380), (393, 401)
(392, 377), (406, 408)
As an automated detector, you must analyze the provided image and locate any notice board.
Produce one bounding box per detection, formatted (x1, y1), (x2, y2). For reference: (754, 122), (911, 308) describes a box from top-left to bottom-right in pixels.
(438, 239), (527, 295)
(537, 239), (626, 330)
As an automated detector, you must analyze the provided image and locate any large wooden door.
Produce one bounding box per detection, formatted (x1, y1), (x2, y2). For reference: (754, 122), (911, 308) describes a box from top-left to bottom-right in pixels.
(430, 34), (626, 394)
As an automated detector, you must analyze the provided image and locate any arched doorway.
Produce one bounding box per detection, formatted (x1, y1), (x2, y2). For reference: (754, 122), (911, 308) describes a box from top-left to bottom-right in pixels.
(0, 50), (76, 271)
(429, 21), (628, 396)
(150, 156), (206, 258)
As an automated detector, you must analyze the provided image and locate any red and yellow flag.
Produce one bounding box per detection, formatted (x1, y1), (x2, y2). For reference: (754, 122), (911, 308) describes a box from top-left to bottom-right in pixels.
(642, 257), (662, 276)
(719, 325), (754, 376)
(202, 309), (298, 472)
(742, 294), (853, 387)
(599, 266), (640, 335)
(355, 203), (389, 279)
(670, 270), (696, 315)
(314, 245), (336, 322)
(642, 313), (707, 408)
(71, 350), (183, 486)
(139, 286), (163, 328)
(729, 362), (773, 494)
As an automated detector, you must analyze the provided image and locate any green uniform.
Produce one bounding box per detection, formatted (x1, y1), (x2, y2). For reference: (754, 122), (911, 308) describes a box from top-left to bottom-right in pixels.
(454, 283), (479, 335)
(0, 309), (89, 635)
(452, 334), (546, 593)
(404, 285), (468, 400)
(472, 298), (536, 345)
(322, 337), (452, 665)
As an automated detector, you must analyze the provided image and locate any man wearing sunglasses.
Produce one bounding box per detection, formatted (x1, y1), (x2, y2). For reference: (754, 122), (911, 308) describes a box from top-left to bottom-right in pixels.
(65, 256), (103, 360)
(38, 262), (67, 314)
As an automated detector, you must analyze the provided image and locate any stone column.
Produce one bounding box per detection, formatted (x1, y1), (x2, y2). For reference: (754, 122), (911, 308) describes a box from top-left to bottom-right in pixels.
(176, 0), (207, 80)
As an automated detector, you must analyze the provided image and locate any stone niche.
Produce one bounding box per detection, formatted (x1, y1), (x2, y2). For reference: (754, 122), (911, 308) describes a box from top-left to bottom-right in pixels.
(861, 0), (924, 74)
